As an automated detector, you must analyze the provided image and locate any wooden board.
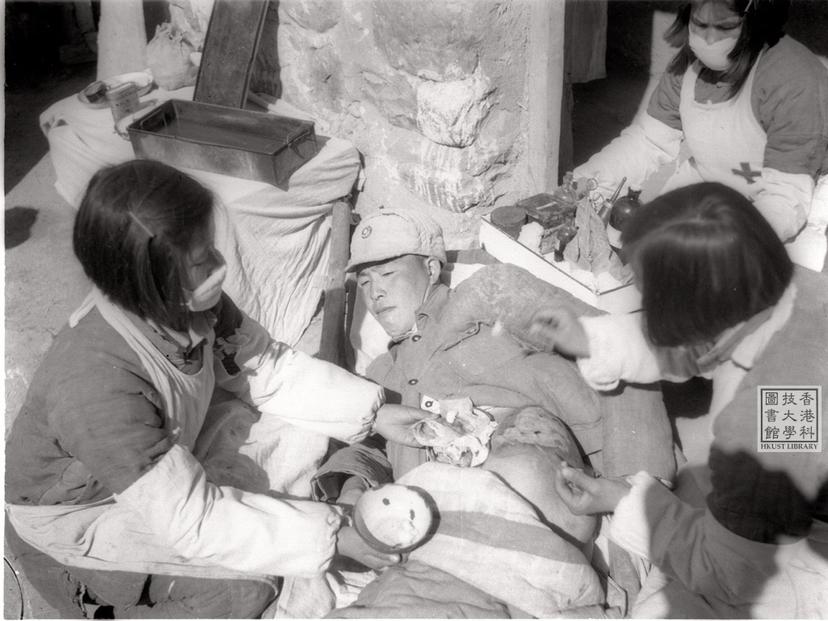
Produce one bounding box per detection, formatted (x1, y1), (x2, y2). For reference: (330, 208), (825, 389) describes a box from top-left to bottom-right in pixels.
(249, 1), (281, 102)
(193, 0), (270, 108)
(317, 200), (353, 365)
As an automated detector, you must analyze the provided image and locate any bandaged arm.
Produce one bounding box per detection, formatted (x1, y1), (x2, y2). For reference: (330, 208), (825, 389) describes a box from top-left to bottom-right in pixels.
(752, 46), (827, 242)
(573, 111), (683, 200)
(754, 168), (813, 242)
(753, 91), (818, 242)
(117, 443), (343, 576)
(45, 331), (345, 578)
(609, 473), (772, 603)
(608, 465), (815, 605)
(212, 295), (384, 444)
(574, 313), (706, 391)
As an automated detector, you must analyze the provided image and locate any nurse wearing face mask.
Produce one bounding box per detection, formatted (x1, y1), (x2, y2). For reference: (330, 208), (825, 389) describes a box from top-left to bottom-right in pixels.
(574, 0), (828, 271)
(4, 160), (409, 618)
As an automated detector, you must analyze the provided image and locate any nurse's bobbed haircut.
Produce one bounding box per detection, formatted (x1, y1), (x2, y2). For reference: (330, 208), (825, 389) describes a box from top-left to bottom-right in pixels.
(665, 0), (790, 98)
(73, 159), (214, 332)
(620, 182), (793, 348)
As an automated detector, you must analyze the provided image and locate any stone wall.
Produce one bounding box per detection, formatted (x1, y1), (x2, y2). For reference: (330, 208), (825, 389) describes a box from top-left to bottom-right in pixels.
(277, 0), (559, 241)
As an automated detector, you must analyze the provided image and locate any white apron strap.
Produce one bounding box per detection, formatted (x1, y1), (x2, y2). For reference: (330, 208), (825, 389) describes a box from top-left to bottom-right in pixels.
(678, 57), (766, 198)
(91, 288), (215, 450)
(4, 291), (264, 582)
(68, 288), (99, 328)
(5, 498), (276, 583)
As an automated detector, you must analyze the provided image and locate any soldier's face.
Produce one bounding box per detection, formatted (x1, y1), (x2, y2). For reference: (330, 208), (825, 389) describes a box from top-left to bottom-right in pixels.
(357, 255), (432, 339)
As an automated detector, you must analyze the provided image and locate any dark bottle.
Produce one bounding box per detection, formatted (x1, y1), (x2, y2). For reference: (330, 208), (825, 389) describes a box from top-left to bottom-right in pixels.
(607, 187), (642, 249)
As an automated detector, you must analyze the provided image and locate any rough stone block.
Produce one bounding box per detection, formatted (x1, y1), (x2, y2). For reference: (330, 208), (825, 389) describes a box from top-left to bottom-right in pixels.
(276, 0), (553, 221)
(281, 0), (342, 33)
(355, 157), (480, 250)
(372, 0), (490, 80)
(416, 70), (493, 147)
(278, 27), (346, 114)
(361, 69), (418, 130)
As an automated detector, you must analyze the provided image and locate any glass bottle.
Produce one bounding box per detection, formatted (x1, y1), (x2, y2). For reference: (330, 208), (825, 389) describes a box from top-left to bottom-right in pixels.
(607, 187), (642, 250)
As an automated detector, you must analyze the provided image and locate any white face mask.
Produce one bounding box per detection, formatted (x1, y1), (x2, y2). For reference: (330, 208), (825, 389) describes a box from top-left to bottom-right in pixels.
(184, 263), (227, 312)
(688, 30), (739, 71)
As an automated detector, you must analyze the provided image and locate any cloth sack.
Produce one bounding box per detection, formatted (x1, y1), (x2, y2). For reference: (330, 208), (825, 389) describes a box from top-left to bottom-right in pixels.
(146, 23), (198, 90)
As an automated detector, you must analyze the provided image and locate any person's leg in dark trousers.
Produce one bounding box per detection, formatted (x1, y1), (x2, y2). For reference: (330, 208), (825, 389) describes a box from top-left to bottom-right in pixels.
(116, 575), (277, 618)
(597, 383), (677, 612)
(7, 517), (275, 618)
(6, 521), (86, 618)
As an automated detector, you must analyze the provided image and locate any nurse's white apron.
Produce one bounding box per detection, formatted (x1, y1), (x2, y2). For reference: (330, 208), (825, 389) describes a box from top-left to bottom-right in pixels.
(672, 58), (767, 198)
(666, 57), (827, 271)
(6, 289), (273, 582)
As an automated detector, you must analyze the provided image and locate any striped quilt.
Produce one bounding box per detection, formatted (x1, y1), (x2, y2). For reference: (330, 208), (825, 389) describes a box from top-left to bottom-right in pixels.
(332, 461), (605, 618)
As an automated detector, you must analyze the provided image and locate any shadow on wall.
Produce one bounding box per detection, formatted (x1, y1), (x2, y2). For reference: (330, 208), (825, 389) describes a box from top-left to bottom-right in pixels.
(5, 2), (72, 88)
(569, 0), (673, 170)
(4, 207), (39, 250)
(786, 0), (828, 58)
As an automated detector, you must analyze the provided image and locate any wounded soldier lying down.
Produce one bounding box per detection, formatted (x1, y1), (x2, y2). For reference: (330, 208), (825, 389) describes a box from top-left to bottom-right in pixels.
(311, 207), (677, 615)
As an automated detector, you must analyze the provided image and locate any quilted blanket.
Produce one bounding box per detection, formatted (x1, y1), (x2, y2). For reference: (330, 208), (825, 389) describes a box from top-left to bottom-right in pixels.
(329, 462), (605, 618)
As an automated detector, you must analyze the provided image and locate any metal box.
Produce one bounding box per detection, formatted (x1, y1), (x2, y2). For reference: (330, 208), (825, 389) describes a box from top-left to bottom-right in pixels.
(128, 99), (319, 189)
(516, 192), (577, 229)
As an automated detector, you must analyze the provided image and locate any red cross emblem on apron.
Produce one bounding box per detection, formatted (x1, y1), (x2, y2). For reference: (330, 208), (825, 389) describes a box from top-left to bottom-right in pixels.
(732, 162), (762, 184)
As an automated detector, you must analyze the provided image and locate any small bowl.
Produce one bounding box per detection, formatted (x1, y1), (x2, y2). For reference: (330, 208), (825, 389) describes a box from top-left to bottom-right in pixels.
(78, 71), (155, 109)
(352, 484), (435, 554)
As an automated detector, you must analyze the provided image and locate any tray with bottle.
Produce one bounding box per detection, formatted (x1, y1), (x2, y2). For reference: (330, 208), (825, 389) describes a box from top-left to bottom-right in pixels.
(479, 174), (642, 313)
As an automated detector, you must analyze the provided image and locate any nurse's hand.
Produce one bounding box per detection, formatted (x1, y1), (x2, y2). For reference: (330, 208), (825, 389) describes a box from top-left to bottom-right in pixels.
(528, 307), (590, 358)
(335, 525), (402, 570)
(373, 404), (438, 447)
(553, 461), (631, 515)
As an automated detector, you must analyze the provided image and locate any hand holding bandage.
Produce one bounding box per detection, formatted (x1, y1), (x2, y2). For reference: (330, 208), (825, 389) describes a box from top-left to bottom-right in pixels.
(412, 396), (498, 467)
(373, 404), (439, 447)
(437, 396), (474, 423)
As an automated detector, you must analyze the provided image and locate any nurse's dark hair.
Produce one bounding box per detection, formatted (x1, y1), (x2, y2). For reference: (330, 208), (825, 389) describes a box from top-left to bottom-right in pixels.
(620, 182), (793, 348)
(73, 159), (214, 331)
(665, 0), (790, 98)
